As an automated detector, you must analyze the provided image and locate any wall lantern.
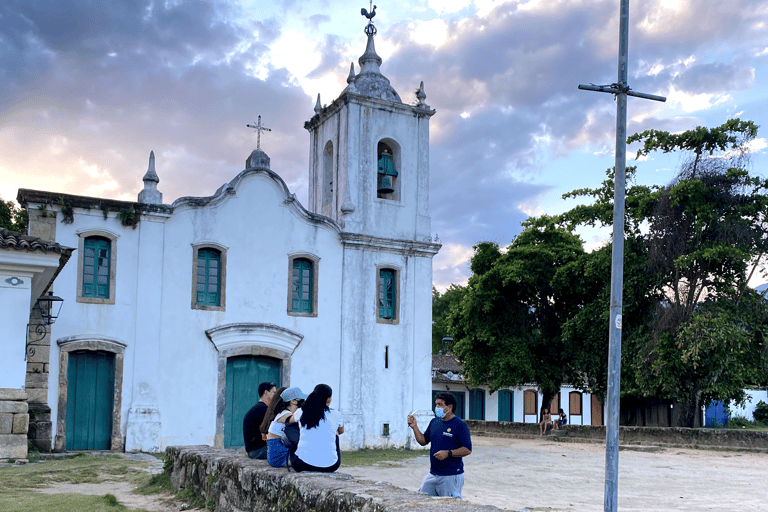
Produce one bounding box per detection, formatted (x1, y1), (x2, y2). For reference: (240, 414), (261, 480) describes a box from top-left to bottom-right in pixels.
(26, 291), (64, 360)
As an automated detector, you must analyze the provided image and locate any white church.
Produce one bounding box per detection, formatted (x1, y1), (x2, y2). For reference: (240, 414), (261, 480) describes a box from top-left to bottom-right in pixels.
(14, 19), (440, 453)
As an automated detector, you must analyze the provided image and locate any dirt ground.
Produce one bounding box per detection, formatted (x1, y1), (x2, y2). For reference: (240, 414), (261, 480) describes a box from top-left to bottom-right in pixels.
(343, 436), (768, 512)
(26, 438), (767, 512)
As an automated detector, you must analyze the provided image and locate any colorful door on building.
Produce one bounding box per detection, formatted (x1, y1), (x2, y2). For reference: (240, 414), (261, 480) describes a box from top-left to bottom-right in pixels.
(705, 400), (728, 427)
(469, 388), (486, 420)
(65, 350), (115, 450)
(498, 389), (514, 422)
(224, 355), (281, 448)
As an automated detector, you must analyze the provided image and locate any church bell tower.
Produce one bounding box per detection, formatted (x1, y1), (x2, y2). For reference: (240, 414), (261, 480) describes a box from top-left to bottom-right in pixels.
(304, 7), (435, 242)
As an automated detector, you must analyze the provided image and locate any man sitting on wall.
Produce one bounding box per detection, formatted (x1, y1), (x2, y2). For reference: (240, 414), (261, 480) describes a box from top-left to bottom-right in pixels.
(242, 382), (277, 459)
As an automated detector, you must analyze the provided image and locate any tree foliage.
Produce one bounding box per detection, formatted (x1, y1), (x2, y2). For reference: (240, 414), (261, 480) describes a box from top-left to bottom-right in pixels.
(561, 118), (768, 426)
(449, 216), (589, 409)
(0, 198), (28, 233)
(432, 284), (466, 354)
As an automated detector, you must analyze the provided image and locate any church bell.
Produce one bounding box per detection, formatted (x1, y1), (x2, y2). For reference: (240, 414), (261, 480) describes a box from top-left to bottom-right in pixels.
(377, 151), (397, 194)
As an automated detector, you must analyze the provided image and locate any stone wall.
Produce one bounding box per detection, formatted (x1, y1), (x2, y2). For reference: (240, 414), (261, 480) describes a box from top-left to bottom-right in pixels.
(167, 445), (501, 512)
(26, 207), (56, 452)
(466, 420), (768, 451)
(0, 389), (29, 461)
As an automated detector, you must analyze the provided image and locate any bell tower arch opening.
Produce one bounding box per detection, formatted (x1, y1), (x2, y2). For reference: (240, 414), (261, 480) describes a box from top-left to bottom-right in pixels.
(376, 139), (401, 201)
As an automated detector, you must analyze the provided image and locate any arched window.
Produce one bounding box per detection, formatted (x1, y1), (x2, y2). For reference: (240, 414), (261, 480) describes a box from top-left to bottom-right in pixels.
(291, 258), (313, 313)
(196, 248), (221, 307)
(322, 141), (334, 216)
(376, 139), (401, 201)
(378, 268), (397, 320)
(82, 236), (111, 299)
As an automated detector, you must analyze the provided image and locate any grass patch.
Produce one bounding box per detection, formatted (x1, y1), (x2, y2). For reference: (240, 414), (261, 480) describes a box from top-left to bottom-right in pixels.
(0, 492), (153, 512)
(341, 448), (425, 467)
(0, 453), (161, 512)
(725, 416), (768, 430)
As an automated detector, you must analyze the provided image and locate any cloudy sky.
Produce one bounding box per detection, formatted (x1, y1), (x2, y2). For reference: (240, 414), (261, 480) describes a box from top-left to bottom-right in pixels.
(2, 0), (767, 290)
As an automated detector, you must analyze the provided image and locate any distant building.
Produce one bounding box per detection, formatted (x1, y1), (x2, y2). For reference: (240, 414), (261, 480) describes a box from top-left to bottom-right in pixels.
(431, 353), (604, 426)
(15, 20), (439, 452)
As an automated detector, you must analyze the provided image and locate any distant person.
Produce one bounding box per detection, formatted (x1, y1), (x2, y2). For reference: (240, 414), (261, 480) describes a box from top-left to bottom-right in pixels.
(242, 382), (277, 459)
(553, 408), (567, 430)
(291, 384), (344, 472)
(407, 392), (472, 498)
(539, 408), (552, 435)
(260, 386), (307, 468)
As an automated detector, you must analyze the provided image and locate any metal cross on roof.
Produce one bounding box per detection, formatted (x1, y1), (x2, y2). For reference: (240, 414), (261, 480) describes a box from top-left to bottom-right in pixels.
(246, 115), (272, 150)
(577, 2), (665, 512)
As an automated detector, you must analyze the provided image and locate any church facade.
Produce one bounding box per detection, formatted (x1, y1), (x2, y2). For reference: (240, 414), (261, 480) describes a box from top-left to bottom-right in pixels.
(17, 26), (440, 452)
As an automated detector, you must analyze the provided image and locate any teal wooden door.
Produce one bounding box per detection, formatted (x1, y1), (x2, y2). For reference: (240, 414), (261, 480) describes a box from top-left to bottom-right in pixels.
(224, 356), (281, 448)
(469, 388), (485, 420)
(65, 350), (115, 450)
(498, 389), (514, 422)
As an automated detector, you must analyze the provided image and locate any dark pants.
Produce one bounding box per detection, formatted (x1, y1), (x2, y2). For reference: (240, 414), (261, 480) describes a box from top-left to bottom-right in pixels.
(290, 436), (341, 473)
(248, 445), (268, 459)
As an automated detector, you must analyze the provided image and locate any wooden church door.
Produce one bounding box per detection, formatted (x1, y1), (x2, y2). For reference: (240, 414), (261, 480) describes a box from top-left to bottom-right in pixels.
(65, 350), (115, 450)
(224, 355), (281, 447)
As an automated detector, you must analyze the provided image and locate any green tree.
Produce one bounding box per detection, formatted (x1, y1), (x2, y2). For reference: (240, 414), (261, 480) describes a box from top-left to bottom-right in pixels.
(432, 284), (466, 354)
(0, 198), (28, 233)
(561, 119), (768, 426)
(449, 216), (588, 410)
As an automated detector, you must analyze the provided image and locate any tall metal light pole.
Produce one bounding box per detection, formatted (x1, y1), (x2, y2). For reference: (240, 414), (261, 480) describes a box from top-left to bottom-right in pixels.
(578, 1), (665, 511)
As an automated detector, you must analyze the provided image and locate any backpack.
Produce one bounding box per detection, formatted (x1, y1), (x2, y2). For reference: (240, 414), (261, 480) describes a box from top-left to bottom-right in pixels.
(283, 420), (300, 454)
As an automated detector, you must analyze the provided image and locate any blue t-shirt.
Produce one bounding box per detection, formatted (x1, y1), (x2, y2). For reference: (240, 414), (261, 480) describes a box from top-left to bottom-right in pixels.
(423, 416), (472, 476)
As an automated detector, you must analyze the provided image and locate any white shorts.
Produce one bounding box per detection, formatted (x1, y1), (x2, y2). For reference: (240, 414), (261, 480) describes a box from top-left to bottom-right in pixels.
(419, 472), (465, 498)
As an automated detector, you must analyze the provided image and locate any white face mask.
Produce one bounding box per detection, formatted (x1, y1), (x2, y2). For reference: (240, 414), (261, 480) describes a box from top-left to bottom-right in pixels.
(435, 406), (447, 419)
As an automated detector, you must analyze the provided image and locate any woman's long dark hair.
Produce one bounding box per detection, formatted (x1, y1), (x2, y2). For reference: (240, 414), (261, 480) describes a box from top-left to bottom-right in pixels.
(260, 386), (288, 435)
(299, 384), (332, 430)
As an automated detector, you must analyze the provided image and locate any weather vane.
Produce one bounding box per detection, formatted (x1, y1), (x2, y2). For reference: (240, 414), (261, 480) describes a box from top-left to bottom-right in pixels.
(361, 2), (377, 36)
(246, 115), (271, 150)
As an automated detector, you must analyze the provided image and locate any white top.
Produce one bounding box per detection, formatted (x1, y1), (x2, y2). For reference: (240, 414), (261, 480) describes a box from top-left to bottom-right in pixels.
(294, 408), (344, 468)
(268, 410), (293, 438)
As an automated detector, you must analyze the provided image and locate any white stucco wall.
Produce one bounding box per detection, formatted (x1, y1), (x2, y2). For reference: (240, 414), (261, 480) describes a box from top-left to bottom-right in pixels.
(0, 250), (63, 389)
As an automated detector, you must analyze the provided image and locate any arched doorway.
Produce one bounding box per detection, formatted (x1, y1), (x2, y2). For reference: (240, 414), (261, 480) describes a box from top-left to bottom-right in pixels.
(223, 355), (281, 448)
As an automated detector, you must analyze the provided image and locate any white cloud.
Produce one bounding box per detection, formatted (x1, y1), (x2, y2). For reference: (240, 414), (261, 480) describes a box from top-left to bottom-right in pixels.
(408, 19), (449, 48)
(666, 86), (730, 113)
(428, 0), (473, 15)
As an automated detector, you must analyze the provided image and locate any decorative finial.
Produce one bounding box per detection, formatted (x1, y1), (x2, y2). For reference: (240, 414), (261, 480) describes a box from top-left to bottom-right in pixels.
(246, 115), (271, 150)
(347, 63), (356, 84)
(314, 94), (322, 114)
(138, 150), (163, 204)
(416, 81), (429, 108)
(361, 2), (377, 36)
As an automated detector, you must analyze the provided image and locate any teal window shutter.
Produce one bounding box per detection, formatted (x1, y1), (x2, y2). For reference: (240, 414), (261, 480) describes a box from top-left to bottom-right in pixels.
(83, 237), (111, 298)
(196, 248), (221, 306)
(378, 269), (395, 319)
(291, 258), (313, 313)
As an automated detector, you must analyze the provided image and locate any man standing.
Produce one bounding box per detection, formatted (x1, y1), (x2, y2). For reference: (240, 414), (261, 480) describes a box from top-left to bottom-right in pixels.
(407, 392), (472, 498)
(242, 382), (276, 459)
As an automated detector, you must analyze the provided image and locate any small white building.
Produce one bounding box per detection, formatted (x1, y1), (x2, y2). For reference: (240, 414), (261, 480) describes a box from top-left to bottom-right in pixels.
(16, 24), (439, 452)
(0, 228), (72, 460)
(432, 354), (604, 426)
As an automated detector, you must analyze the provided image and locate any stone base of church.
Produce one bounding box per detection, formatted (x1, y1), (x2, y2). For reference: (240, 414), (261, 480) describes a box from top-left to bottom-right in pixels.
(27, 402), (52, 452)
(0, 389), (29, 462)
(125, 406), (161, 452)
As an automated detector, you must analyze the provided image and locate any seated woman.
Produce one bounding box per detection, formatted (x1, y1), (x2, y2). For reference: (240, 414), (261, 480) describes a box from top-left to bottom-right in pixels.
(290, 383), (344, 472)
(553, 408), (567, 430)
(539, 408), (552, 435)
(260, 386), (307, 468)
